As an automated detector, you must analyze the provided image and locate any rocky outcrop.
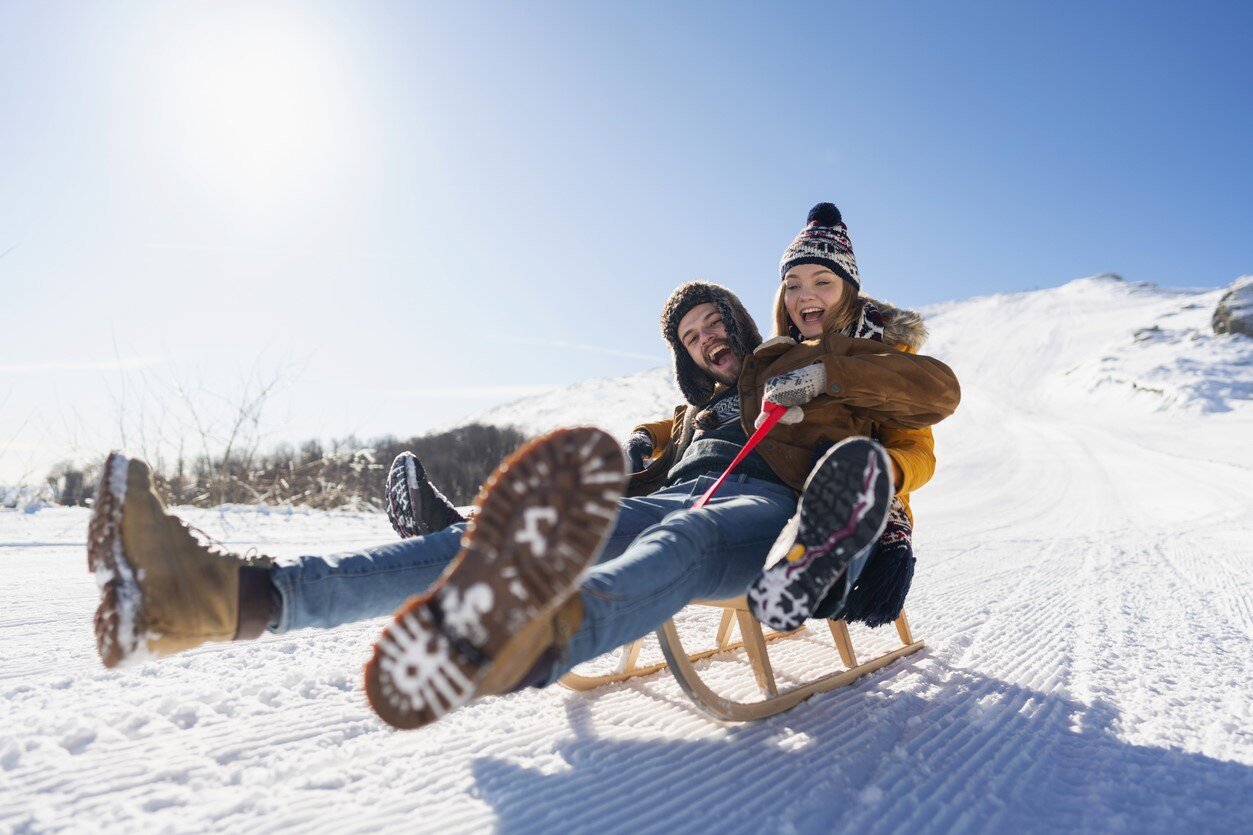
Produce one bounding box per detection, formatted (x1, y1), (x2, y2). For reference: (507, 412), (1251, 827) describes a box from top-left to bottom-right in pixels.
(1213, 276), (1253, 338)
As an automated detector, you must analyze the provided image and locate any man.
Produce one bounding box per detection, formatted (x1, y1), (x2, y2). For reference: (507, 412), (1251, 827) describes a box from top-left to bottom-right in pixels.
(89, 281), (958, 730)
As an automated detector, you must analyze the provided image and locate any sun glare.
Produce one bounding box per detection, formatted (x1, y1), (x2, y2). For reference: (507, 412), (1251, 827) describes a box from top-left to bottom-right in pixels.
(146, 4), (363, 229)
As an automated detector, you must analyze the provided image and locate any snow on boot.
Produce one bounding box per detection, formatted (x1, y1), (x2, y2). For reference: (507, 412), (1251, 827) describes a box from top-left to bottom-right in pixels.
(746, 436), (893, 632)
(364, 427), (625, 731)
(88, 452), (275, 667)
(386, 451), (466, 539)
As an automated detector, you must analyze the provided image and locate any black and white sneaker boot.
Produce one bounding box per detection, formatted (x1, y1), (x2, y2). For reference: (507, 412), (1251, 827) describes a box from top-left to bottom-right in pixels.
(746, 436), (893, 631)
(386, 451), (466, 538)
(365, 427), (627, 731)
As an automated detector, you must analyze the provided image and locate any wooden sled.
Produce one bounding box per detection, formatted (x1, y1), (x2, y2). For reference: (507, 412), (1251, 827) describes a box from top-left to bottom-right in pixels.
(560, 597), (924, 721)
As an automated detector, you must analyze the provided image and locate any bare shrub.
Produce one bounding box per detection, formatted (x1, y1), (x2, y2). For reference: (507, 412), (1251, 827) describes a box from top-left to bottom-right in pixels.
(45, 345), (531, 510)
(50, 423), (530, 510)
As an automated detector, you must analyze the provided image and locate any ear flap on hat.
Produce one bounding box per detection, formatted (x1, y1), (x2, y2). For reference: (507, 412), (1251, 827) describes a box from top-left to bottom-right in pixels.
(673, 349), (715, 406)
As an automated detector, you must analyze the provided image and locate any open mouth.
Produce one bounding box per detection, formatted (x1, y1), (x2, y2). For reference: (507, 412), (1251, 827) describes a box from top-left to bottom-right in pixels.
(705, 343), (733, 368)
(800, 307), (825, 324)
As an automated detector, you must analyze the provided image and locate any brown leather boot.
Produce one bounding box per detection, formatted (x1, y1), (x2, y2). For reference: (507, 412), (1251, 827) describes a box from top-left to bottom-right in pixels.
(364, 427), (624, 730)
(476, 594), (584, 697)
(88, 452), (276, 667)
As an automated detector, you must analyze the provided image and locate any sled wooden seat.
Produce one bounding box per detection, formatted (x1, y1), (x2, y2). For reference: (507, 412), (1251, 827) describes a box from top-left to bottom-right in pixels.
(559, 597), (924, 721)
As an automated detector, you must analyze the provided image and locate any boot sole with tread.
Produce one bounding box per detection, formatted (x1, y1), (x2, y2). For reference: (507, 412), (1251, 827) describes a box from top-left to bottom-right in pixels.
(364, 427), (626, 730)
(746, 437), (893, 631)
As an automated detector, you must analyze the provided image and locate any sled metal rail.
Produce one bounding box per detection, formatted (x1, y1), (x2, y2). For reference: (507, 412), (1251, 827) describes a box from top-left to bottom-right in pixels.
(560, 598), (923, 721)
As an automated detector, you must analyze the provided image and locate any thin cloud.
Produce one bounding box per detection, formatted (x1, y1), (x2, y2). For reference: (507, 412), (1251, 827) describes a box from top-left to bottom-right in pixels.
(389, 384), (562, 399)
(0, 356), (166, 375)
(146, 241), (404, 264)
(495, 335), (663, 362)
(148, 241), (306, 256)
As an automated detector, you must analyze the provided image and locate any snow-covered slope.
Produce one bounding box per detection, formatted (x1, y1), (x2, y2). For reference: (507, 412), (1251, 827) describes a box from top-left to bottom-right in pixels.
(469, 275), (1253, 438)
(925, 275), (1253, 415)
(466, 365), (680, 440)
(3, 277), (1252, 834)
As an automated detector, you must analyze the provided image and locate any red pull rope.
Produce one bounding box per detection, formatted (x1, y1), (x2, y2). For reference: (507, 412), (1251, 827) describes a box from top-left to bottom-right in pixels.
(692, 401), (787, 510)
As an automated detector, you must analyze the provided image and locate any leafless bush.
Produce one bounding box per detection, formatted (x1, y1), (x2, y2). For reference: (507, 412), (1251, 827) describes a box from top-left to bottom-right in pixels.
(137, 423), (529, 509)
(51, 422), (531, 510)
(46, 343), (531, 509)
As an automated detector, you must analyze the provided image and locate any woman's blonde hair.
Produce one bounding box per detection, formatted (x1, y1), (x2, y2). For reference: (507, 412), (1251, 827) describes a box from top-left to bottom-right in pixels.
(772, 280), (863, 339)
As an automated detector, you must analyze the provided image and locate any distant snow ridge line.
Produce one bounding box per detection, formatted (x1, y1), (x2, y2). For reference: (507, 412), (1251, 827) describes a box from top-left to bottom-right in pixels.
(464, 366), (679, 441)
(456, 275), (1251, 437)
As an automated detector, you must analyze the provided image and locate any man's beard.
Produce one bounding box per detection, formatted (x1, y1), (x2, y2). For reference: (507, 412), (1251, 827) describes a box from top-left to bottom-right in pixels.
(708, 364), (738, 386)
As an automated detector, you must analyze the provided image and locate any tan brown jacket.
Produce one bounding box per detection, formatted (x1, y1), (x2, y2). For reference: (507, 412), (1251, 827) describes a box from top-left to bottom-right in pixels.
(627, 332), (960, 498)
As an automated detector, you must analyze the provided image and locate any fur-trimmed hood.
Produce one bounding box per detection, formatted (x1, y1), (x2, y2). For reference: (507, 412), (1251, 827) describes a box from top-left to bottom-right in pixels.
(865, 295), (929, 352)
(660, 281), (763, 406)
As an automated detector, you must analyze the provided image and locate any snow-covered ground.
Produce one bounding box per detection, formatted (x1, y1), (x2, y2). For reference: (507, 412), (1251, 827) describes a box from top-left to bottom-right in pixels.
(3, 277), (1252, 833)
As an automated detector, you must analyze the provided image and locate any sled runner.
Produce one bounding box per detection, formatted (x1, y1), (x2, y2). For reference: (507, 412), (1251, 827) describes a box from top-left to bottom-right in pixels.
(560, 597), (923, 721)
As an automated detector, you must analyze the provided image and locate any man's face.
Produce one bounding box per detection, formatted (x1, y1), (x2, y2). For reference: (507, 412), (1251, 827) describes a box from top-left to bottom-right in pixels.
(677, 302), (743, 387)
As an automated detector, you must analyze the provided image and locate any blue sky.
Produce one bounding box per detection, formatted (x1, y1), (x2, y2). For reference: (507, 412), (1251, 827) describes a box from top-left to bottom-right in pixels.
(1, 1), (1251, 482)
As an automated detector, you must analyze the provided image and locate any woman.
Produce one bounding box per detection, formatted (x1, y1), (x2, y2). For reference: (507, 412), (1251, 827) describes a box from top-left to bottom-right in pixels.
(745, 202), (940, 629)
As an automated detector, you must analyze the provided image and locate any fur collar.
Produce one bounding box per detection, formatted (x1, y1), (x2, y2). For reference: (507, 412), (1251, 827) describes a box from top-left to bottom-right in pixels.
(870, 296), (929, 351)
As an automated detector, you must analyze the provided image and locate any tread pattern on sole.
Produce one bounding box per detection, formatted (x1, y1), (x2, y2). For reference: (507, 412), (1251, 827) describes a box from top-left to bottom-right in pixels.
(365, 427), (626, 730)
(387, 451), (465, 539)
(747, 438), (892, 631)
(386, 452), (423, 539)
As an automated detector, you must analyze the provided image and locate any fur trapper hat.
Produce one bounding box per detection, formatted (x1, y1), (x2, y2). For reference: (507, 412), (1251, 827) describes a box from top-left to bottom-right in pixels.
(660, 281), (763, 406)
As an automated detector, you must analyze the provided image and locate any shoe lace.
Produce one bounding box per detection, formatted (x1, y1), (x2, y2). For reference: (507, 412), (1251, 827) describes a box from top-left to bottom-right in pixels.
(184, 522), (232, 557)
(182, 521), (265, 563)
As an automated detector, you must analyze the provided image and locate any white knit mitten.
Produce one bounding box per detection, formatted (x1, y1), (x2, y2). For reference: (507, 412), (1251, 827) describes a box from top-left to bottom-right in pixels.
(763, 363), (826, 405)
(755, 364), (828, 428)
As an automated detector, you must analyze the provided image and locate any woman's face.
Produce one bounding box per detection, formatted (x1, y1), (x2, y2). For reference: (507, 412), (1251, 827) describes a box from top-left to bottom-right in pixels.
(783, 264), (846, 338)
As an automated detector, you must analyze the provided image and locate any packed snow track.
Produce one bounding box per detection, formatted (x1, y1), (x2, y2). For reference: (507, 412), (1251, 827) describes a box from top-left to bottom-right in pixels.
(2, 278), (1251, 833)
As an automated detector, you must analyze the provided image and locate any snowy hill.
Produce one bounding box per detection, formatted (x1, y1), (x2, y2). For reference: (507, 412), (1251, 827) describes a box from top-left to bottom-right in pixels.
(925, 275), (1253, 415)
(468, 275), (1253, 437)
(466, 365), (681, 441)
(3, 277), (1252, 833)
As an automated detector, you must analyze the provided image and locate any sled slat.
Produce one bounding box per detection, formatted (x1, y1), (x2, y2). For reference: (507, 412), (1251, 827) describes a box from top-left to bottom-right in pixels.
(895, 612), (914, 646)
(735, 610), (777, 697)
(828, 619), (858, 668)
(615, 639), (644, 675)
(716, 608), (737, 648)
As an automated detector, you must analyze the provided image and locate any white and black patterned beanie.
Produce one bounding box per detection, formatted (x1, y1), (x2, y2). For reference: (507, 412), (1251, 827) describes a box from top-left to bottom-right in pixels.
(660, 281), (763, 406)
(778, 202), (861, 291)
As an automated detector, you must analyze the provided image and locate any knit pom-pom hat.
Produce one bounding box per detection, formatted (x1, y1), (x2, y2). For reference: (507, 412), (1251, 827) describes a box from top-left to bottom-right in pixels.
(660, 281), (763, 406)
(778, 202), (860, 291)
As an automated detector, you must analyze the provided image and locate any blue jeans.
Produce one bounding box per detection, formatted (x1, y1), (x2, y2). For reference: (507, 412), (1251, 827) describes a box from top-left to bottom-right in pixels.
(270, 475), (798, 683)
(553, 475), (796, 681)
